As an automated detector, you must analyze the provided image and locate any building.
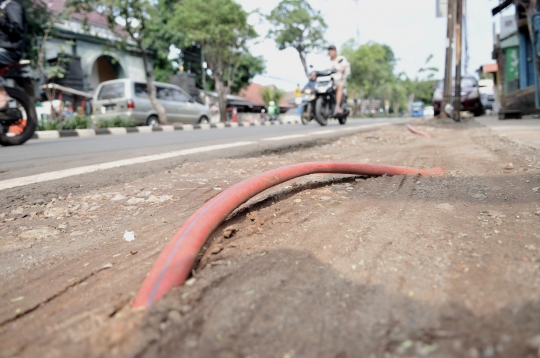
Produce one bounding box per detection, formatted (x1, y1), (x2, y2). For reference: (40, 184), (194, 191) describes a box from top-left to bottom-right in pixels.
(491, 1), (539, 118)
(45, 0), (147, 94)
(239, 83), (292, 111)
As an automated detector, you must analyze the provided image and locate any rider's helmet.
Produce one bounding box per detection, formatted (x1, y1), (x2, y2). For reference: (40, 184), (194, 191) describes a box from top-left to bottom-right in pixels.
(269, 101), (275, 106)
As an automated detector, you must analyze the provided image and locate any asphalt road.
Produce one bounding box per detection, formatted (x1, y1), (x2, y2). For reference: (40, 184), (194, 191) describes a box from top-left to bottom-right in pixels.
(0, 118), (410, 210)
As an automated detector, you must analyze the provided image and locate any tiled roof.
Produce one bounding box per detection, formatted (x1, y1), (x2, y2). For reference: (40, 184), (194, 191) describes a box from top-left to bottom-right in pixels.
(239, 83), (289, 107)
(483, 63), (498, 73)
(47, 0), (109, 28)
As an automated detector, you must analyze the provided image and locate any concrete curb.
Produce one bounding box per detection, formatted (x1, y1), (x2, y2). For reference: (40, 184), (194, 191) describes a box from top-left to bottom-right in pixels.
(32, 118), (302, 140)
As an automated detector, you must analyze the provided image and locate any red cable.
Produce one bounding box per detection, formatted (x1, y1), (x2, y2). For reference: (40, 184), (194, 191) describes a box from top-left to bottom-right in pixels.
(406, 124), (432, 139)
(133, 162), (444, 308)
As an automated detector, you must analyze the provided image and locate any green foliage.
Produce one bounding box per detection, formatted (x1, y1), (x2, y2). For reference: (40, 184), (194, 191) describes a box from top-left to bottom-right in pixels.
(38, 114), (93, 131)
(20, 0), (50, 66)
(37, 115), (134, 130)
(171, 0), (257, 121)
(267, 0), (327, 77)
(47, 54), (72, 82)
(97, 116), (134, 128)
(342, 40), (397, 100)
(342, 40), (438, 115)
(259, 86), (285, 108)
(204, 53), (265, 94)
(145, 0), (182, 82)
(403, 55), (439, 104)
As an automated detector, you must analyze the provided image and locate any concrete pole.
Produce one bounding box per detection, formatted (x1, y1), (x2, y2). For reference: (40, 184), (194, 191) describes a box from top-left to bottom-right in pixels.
(441, 0), (455, 118)
(453, 0), (463, 122)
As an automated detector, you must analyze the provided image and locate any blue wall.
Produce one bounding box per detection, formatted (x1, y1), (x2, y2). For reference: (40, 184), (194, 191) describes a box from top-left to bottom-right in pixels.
(519, 31), (536, 89)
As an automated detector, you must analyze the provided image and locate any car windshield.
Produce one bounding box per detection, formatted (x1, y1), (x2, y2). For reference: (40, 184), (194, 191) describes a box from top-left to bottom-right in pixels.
(97, 83), (125, 100)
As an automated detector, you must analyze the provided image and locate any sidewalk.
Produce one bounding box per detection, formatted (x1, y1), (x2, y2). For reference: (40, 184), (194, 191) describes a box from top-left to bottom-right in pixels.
(475, 115), (540, 149)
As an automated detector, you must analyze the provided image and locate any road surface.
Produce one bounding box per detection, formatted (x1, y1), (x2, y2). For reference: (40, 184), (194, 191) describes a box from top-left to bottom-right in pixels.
(0, 118), (409, 210)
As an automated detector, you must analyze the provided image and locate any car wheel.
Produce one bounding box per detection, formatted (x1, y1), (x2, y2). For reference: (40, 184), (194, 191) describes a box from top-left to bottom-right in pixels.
(146, 116), (159, 127)
(198, 116), (209, 124)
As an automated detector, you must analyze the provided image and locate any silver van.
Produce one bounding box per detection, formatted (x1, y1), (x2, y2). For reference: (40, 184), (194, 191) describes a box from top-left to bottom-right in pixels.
(92, 79), (211, 126)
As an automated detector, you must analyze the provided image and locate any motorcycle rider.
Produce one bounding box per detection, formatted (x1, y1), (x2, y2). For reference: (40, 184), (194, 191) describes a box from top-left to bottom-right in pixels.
(327, 45), (350, 115)
(0, 0), (26, 110)
(303, 71), (317, 92)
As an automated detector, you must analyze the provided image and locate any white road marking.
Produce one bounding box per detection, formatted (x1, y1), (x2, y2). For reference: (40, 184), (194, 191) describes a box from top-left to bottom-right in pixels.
(262, 134), (308, 141)
(340, 123), (389, 131)
(309, 129), (338, 135)
(3, 121), (403, 191)
(0, 142), (255, 191)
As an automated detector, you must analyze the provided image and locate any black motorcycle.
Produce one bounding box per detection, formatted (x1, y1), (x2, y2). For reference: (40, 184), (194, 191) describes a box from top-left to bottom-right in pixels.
(0, 61), (37, 146)
(301, 69), (350, 126)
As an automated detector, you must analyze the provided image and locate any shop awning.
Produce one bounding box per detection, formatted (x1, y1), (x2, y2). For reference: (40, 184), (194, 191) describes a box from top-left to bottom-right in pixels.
(39, 83), (93, 98)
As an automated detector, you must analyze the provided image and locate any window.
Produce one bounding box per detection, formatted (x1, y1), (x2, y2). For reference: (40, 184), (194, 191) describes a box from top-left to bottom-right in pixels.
(156, 86), (173, 101)
(134, 83), (149, 98)
(461, 78), (477, 88)
(97, 83), (125, 100)
(172, 89), (189, 102)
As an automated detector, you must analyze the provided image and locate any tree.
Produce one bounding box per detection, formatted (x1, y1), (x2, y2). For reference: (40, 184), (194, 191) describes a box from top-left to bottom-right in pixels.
(28, 0), (78, 117)
(171, 0), (257, 122)
(20, 0), (50, 66)
(145, 0), (181, 83)
(410, 55), (439, 104)
(342, 40), (397, 115)
(267, 0), (327, 78)
(70, 0), (168, 124)
(259, 86), (284, 108)
(204, 53), (265, 94)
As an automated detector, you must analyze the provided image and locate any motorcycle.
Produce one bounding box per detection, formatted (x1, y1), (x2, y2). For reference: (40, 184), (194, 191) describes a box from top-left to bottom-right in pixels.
(0, 61), (37, 146)
(300, 69), (350, 126)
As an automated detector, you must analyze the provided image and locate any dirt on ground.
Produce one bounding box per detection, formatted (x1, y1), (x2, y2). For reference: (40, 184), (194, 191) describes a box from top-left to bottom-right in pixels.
(1, 118), (540, 358)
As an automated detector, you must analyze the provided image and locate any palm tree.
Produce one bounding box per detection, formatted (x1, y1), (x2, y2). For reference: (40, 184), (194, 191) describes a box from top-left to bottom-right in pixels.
(259, 86), (285, 108)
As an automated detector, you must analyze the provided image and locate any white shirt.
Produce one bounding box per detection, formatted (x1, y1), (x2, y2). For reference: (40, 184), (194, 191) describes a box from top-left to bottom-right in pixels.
(329, 56), (351, 81)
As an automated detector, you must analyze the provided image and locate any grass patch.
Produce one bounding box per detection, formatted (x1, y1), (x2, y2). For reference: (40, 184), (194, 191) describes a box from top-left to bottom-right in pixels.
(37, 114), (93, 131)
(96, 116), (135, 129)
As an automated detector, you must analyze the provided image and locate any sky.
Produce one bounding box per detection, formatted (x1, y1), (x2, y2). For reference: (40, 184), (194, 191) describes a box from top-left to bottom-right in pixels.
(235, 0), (509, 92)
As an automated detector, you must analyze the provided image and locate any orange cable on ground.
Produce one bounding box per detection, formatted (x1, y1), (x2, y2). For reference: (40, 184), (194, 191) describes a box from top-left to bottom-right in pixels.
(133, 162), (444, 308)
(406, 124), (432, 139)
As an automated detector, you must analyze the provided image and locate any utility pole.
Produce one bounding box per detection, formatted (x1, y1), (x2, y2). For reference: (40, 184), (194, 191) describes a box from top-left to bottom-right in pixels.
(453, 0), (463, 122)
(201, 45), (206, 92)
(355, 0), (360, 44)
(441, 0), (455, 119)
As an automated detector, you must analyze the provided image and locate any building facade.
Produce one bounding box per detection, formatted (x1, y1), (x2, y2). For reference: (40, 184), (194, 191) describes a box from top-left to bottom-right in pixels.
(46, 0), (147, 94)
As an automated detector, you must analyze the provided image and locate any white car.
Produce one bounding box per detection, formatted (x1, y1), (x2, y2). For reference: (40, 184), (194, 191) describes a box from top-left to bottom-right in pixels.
(424, 106), (435, 118)
(93, 79), (211, 126)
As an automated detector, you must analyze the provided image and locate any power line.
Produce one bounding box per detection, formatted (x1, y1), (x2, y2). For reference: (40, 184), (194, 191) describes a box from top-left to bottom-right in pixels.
(256, 74), (299, 84)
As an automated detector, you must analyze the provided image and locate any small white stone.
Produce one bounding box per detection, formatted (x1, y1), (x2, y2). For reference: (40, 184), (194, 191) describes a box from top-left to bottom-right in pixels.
(123, 231), (135, 242)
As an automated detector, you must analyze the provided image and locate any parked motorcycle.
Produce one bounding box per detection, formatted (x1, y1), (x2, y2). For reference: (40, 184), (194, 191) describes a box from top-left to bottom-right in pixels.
(300, 69), (350, 126)
(0, 61), (37, 146)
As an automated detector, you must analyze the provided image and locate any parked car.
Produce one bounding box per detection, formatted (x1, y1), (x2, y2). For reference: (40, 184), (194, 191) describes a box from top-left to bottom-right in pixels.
(93, 79), (211, 126)
(478, 79), (495, 111)
(432, 76), (484, 117)
(411, 101), (424, 117)
(423, 105), (435, 118)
